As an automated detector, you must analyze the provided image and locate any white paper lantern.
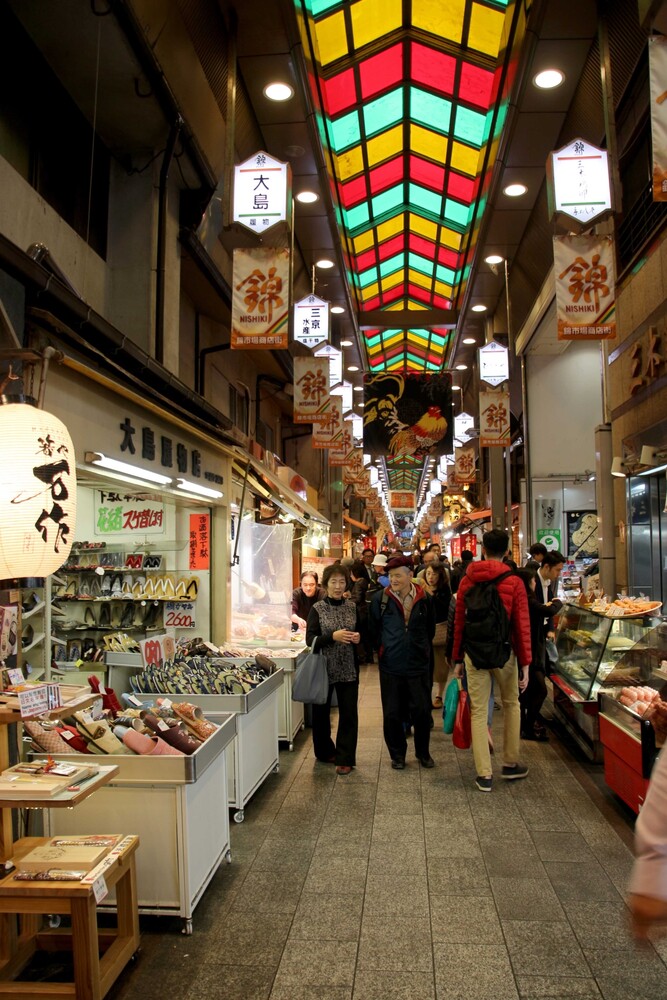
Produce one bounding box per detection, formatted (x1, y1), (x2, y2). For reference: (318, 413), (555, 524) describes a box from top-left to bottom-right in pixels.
(429, 477), (442, 495)
(0, 403), (77, 580)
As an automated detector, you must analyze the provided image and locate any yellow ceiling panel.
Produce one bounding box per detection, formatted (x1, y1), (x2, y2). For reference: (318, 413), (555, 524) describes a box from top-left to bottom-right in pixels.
(382, 330), (404, 346)
(409, 214), (438, 240)
(450, 140), (481, 177)
(353, 231), (375, 254)
(410, 125), (449, 163)
(361, 281), (380, 300)
(314, 10), (349, 66)
(468, 3), (505, 58)
(408, 268), (432, 290)
(411, 0), (466, 42)
(434, 280), (454, 298)
(407, 300), (429, 310)
(376, 216), (404, 242)
(440, 226), (463, 250)
(366, 126), (404, 166)
(351, 0), (403, 50)
(386, 300), (408, 311)
(381, 273), (403, 292)
(336, 145), (365, 181)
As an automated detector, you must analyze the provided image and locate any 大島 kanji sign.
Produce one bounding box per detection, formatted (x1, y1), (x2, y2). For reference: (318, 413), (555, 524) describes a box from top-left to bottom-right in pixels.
(547, 138), (612, 227)
(479, 389), (511, 447)
(293, 294), (330, 348)
(231, 247), (290, 349)
(233, 150), (289, 233)
(553, 235), (616, 340)
(293, 356), (330, 424)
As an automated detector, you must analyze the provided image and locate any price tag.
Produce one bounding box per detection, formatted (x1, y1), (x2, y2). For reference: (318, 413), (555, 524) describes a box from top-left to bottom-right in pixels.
(92, 874), (108, 904)
(99, 683), (107, 695)
(161, 698), (172, 709)
(7, 668), (24, 685)
(60, 730), (75, 741)
(126, 694), (142, 707)
(157, 719), (169, 731)
(164, 602), (196, 630)
(18, 685), (50, 718)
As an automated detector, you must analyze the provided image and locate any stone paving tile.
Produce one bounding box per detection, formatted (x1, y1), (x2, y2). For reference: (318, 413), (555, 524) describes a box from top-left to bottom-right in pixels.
(490, 876), (565, 921)
(272, 939), (358, 989)
(289, 892), (364, 942)
(515, 976), (602, 999)
(501, 919), (591, 976)
(357, 927), (433, 972)
(430, 894), (504, 943)
(543, 861), (623, 903)
(433, 942), (520, 1000)
(352, 970), (435, 1000)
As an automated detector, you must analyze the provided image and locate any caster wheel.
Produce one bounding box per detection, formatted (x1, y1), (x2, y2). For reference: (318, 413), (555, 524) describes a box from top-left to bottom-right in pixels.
(233, 810), (245, 823)
(130, 948), (142, 962)
(225, 849), (232, 864)
(48, 915), (62, 929)
(182, 919), (193, 935)
(288, 742), (294, 752)
(300, 723), (305, 731)
(273, 763), (280, 773)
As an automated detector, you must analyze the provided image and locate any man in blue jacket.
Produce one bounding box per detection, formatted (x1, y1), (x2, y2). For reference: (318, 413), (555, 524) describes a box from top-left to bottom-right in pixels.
(369, 556), (436, 769)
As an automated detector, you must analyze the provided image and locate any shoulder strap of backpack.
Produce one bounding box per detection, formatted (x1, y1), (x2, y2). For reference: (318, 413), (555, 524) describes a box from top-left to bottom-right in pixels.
(487, 570), (514, 589)
(380, 589), (389, 616)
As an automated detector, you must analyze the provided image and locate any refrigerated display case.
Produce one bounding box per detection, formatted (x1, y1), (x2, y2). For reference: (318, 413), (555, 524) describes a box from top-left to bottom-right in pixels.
(549, 603), (661, 759)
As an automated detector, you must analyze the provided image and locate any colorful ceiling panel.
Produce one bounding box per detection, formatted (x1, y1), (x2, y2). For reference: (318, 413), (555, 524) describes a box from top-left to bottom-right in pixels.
(382, 454), (423, 493)
(362, 327), (454, 372)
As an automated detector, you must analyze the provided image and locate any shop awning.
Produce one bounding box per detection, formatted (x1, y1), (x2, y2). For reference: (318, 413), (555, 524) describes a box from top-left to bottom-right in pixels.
(451, 504), (520, 532)
(343, 513), (373, 532)
(232, 451), (330, 527)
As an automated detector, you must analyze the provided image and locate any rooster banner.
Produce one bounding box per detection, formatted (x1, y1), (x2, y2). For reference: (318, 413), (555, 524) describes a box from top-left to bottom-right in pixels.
(363, 373), (453, 459)
(649, 35), (667, 201)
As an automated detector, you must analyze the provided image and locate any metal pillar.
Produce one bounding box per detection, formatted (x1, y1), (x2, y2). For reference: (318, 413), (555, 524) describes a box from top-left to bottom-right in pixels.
(595, 423), (616, 594)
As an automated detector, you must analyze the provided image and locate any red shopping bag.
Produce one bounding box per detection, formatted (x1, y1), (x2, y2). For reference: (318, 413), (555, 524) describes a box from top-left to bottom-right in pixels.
(452, 688), (472, 749)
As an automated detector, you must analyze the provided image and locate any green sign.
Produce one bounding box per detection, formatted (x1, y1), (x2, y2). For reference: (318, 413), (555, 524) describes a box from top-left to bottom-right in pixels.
(537, 528), (561, 551)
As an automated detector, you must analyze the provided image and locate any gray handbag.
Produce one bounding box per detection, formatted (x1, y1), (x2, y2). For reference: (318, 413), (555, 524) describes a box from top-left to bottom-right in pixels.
(292, 643), (329, 704)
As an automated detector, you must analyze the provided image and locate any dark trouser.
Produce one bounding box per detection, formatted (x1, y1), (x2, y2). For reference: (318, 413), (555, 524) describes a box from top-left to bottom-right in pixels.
(312, 680), (359, 767)
(379, 670), (431, 761)
(520, 665), (547, 734)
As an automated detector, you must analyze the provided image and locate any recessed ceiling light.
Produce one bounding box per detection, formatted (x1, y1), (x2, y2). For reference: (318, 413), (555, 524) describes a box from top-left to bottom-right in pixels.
(452, 385), (461, 391)
(340, 338), (353, 346)
(296, 190), (318, 204)
(315, 258), (334, 269)
(347, 365), (359, 372)
(264, 82), (294, 102)
(485, 254), (504, 265)
(534, 68), (564, 90)
(462, 336), (477, 345)
(353, 385), (364, 392)
(471, 304), (487, 313)
(504, 182), (527, 197)
(456, 363), (468, 371)
(332, 307), (345, 315)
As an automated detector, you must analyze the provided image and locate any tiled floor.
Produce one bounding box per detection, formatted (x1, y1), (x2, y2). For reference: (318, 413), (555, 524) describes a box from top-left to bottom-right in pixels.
(106, 665), (667, 1000)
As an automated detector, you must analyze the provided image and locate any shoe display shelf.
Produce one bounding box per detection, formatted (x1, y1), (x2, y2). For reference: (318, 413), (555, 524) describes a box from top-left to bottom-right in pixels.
(106, 655), (283, 824)
(16, 579), (54, 682)
(0, 682), (139, 1000)
(41, 711), (237, 935)
(225, 652), (306, 751)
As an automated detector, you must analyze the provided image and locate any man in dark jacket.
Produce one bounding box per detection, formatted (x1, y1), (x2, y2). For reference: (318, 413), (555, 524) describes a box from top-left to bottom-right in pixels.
(450, 548), (474, 593)
(452, 529), (532, 793)
(369, 556), (435, 770)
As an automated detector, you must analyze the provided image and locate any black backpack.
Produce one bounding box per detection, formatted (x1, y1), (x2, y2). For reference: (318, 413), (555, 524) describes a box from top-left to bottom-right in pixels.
(462, 571), (514, 670)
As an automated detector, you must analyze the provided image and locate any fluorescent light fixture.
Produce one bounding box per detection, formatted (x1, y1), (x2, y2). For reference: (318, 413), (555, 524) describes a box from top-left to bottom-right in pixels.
(264, 82), (294, 101)
(534, 68), (564, 89)
(295, 190), (318, 203)
(471, 304), (487, 313)
(85, 452), (172, 485)
(315, 258), (334, 269)
(176, 478), (223, 499)
(611, 456), (627, 477)
(504, 182), (527, 197)
(462, 336), (477, 345)
(485, 254), (504, 265)
(331, 306), (345, 315)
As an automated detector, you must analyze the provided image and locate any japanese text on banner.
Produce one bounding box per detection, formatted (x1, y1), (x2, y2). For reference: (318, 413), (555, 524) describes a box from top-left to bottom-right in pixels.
(231, 247), (290, 349)
(553, 235), (616, 340)
(189, 513), (210, 570)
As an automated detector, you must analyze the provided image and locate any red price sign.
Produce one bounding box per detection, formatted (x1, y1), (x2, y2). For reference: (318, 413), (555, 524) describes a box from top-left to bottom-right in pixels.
(139, 636), (175, 668)
(164, 601), (196, 629)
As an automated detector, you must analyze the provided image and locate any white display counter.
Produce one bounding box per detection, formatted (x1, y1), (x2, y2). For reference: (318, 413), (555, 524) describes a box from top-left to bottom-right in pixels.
(43, 713), (236, 934)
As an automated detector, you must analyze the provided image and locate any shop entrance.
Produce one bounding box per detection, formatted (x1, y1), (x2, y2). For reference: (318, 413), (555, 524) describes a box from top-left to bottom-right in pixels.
(628, 473), (667, 602)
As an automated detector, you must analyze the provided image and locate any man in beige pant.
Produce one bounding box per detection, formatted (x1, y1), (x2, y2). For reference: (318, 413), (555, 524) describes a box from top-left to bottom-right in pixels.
(451, 529), (532, 792)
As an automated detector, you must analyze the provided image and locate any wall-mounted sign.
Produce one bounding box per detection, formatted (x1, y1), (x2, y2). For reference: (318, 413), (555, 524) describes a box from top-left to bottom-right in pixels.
(479, 389), (511, 447)
(95, 491), (165, 536)
(293, 356), (330, 424)
(554, 235), (615, 340)
(313, 343), (343, 387)
(232, 247), (290, 349)
(649, 35), (667, 201)
(536, 528), (562, 551)
(189, 513), (210, 571)
(546, 137), (612, 227)
(478, 341), (509, 386)
(233, 150), (289, 233)
(293, 294), (330, 348)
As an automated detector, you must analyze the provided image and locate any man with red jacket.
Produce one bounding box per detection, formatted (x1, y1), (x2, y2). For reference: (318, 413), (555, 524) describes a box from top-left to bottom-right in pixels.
(452, 529), (532, 792)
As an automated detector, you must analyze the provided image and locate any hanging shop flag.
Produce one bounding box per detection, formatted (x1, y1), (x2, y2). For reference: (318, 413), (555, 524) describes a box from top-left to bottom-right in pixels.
(460, 534), (478, 557)
(446, 466), (460, 493)
(553, 235), (616, 340)
(363, 372), (453, 459)
(451, 536), (462, 560)
(293, 356), (330, 424)
(390, 491), (415, 511)
(546, 137), (612, 227)
(312, 396), (343, 449)
(233, 150), (289, 233)
(330, 380), (353, 414)
(327, 422), (354, 466)
(343, 449), (365, 485)
(649, 35), (667, 201)
(479, 389), (511, 447)
(313, 343), (343, 387)
(231, 247), (290, 349)
(293, 294), (330, 348)
(454, 446), (476, 484)
(478, 342), (509, 387)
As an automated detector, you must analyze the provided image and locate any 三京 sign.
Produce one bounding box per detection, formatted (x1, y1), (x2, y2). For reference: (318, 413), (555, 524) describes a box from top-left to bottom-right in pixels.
(234, 151), (289, 234)
(293, 294), (330, 348)
(478, 341), (509, 386)
(547, 138), (612, 227)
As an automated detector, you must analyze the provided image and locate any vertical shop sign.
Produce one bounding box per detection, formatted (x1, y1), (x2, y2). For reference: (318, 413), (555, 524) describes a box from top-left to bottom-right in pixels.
(553, 235), (615, 340)
(189, 513), (210, 571)
(649, 36), (667, 201)
(327, 423), (353, 466)
(95, 491), (165, 536)
(312, 396), (343, 449)
(293, 294), (330, 348)
(233, 151), (289, 233)
(546, 138), (612, 226)
(293, 356), (330, 424)
(313, 343), (343, 387)
(479, 389), (511, 446)
(478, 342), (509, 387)
(454, 446), (476, 484)
(231, 247), (290, 349)
(451, 537), (462, 560)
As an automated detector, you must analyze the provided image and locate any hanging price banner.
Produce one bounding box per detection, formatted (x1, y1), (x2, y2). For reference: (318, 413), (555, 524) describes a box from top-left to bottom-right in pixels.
(139, 635), (176, 669)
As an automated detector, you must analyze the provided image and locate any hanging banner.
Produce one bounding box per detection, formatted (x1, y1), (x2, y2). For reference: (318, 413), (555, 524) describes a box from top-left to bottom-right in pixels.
(231, 247), (290, 349)
(343, 449), (365, 484)
(293, 294), (330, 348)
(233, 150), (289, 233)
(327, 423), (353, 466)
(649, 36), (667, 201)
(451, 537), (462, 560)
(313, 343), (343, 387)
(390, 492), (415, 510)
(546, 137), (612, 226)
(478, 341), (509, 387)
(454, 446), (476, 484)
(312, 396), (343, 449)
(554, 235), (616, 340)
(363, 372), (453, 459)
(293, 356), (330, 424)
(479, 389), (511, 447)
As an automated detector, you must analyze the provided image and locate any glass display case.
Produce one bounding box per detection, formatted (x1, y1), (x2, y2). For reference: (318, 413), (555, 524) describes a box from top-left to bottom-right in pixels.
(230, 522), (294, 647)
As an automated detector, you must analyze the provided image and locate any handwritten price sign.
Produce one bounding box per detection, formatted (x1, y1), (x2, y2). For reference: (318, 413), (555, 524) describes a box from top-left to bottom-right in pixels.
(139, 635), (176, 669)
(164, 601), (196, 629)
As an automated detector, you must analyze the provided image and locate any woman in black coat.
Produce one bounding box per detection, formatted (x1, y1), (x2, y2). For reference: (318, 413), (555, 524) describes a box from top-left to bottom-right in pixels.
(515, 568), (562, 741)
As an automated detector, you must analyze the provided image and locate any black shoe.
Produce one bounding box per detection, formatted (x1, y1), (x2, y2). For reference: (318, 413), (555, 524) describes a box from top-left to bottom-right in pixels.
(417, 755), (435, 768)
(521, 729), (549, 743)
(391, 757), (406, 770)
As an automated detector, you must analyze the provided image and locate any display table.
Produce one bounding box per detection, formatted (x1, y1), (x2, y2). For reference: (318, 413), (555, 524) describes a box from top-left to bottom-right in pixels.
(0, 834), (140, 1000)
(43, 714), (236, 934)
(276, 656), (305, 750)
